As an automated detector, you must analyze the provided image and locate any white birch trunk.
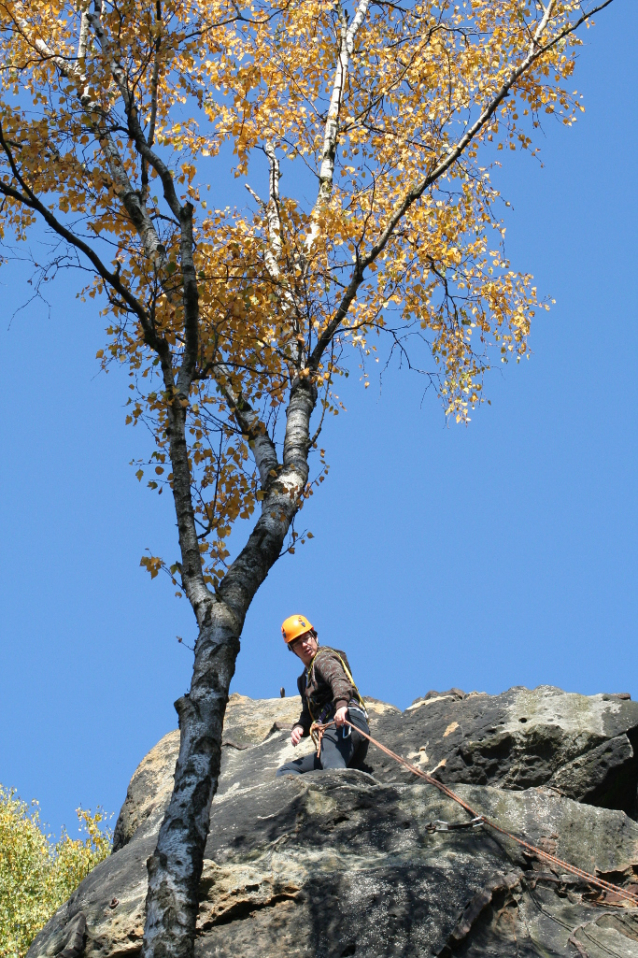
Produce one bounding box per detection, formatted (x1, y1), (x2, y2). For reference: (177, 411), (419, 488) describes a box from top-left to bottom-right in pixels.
(140, 379), (316, 958)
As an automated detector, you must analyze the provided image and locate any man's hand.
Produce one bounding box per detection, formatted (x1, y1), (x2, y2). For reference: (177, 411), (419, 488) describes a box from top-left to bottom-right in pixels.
(334, 706), (348, 727)
(291, 725), (304, 746)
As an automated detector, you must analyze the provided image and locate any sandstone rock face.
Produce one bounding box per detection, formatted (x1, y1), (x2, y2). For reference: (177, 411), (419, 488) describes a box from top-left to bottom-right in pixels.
(28, 687), (638, 958)
(112, 692), (398, 852)
(371, 686), (638, 813)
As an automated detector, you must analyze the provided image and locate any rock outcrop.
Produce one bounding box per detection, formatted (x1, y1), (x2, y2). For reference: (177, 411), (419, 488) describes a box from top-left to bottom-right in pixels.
(28, 687), (638, 958)
(372, 686), (638, 813)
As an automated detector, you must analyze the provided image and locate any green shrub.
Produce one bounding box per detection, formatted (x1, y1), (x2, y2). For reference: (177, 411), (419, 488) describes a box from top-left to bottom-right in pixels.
(0, 786), (111, 958)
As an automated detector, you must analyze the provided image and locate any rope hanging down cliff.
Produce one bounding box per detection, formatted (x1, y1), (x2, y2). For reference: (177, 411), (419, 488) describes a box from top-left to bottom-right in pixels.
(310, 719), (638, 907)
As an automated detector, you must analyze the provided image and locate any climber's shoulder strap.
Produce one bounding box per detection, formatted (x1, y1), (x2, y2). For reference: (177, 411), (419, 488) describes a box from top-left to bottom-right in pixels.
(309, 647), (367, 713)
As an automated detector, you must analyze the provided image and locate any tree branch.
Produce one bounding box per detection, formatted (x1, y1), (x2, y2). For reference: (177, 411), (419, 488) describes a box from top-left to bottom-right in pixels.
(0, 125), (157, 342)
(11, 0), (168, 270)
(88, 0), (184, 223)
(305, 0), (371, 253)
(310, 0), (613, 367)
(87, 1), (201, 395)
(215, 375), (280, 486)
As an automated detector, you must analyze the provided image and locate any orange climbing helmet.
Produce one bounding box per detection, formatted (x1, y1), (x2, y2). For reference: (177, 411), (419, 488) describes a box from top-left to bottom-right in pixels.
(281, 614), (314, 644)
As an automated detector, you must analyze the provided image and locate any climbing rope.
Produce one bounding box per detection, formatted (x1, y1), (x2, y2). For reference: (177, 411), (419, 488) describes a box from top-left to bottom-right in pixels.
(309, 719), (638, 907)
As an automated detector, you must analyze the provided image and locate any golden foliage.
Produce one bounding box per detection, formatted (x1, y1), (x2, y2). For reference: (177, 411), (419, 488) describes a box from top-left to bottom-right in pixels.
(0, 0), (607, 588)
(0, 788), (111, 958)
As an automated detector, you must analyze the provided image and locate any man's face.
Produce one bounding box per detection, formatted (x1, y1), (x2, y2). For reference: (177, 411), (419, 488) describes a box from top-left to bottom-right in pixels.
(289, 631), (318, 665)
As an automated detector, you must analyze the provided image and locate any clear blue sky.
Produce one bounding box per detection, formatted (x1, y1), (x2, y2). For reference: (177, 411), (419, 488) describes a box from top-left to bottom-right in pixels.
(1, 3), (636, 837)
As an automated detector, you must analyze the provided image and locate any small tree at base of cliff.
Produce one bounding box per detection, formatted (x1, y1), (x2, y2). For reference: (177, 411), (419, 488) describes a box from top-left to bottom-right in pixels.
(0, 788), (111, 958)
(0, 1), (613, 955)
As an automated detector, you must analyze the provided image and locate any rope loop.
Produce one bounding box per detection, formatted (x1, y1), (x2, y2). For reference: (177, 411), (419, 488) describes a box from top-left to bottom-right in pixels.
(310, 720), (334, 758)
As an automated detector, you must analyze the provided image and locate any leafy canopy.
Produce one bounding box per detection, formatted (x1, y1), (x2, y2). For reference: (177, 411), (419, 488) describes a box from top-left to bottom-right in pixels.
(0, 0), (595, 588)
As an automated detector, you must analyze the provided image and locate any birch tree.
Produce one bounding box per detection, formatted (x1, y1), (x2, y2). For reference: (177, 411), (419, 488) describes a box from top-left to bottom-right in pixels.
(0, 0), (613, 955)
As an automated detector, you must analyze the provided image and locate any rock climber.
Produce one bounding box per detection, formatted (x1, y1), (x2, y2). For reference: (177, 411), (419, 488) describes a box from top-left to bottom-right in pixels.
(276, 614), (370, 776)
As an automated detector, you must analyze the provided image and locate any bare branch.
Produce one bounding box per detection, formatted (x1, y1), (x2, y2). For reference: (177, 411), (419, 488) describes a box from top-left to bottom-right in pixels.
(0, 124), (155, 340)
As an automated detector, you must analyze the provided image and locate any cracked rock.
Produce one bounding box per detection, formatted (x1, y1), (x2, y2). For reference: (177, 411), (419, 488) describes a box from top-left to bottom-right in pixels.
(27, 688), (638, 958)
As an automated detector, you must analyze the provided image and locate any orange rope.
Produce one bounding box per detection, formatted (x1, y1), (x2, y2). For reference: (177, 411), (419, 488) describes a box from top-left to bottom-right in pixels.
(310, 719), (638, 907)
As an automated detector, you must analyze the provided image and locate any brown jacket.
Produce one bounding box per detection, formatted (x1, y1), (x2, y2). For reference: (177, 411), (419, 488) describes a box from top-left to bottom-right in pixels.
(294, 647), (359, 736)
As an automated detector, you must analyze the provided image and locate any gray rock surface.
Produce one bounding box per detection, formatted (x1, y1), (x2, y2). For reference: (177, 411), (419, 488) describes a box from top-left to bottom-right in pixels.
(370, 686), (638, 814)
(28, 687), (638, 958)
(112, 692), (399, 853)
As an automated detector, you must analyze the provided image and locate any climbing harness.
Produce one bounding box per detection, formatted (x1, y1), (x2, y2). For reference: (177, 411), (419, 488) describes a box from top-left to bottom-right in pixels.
(309, 718), (638, 907)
